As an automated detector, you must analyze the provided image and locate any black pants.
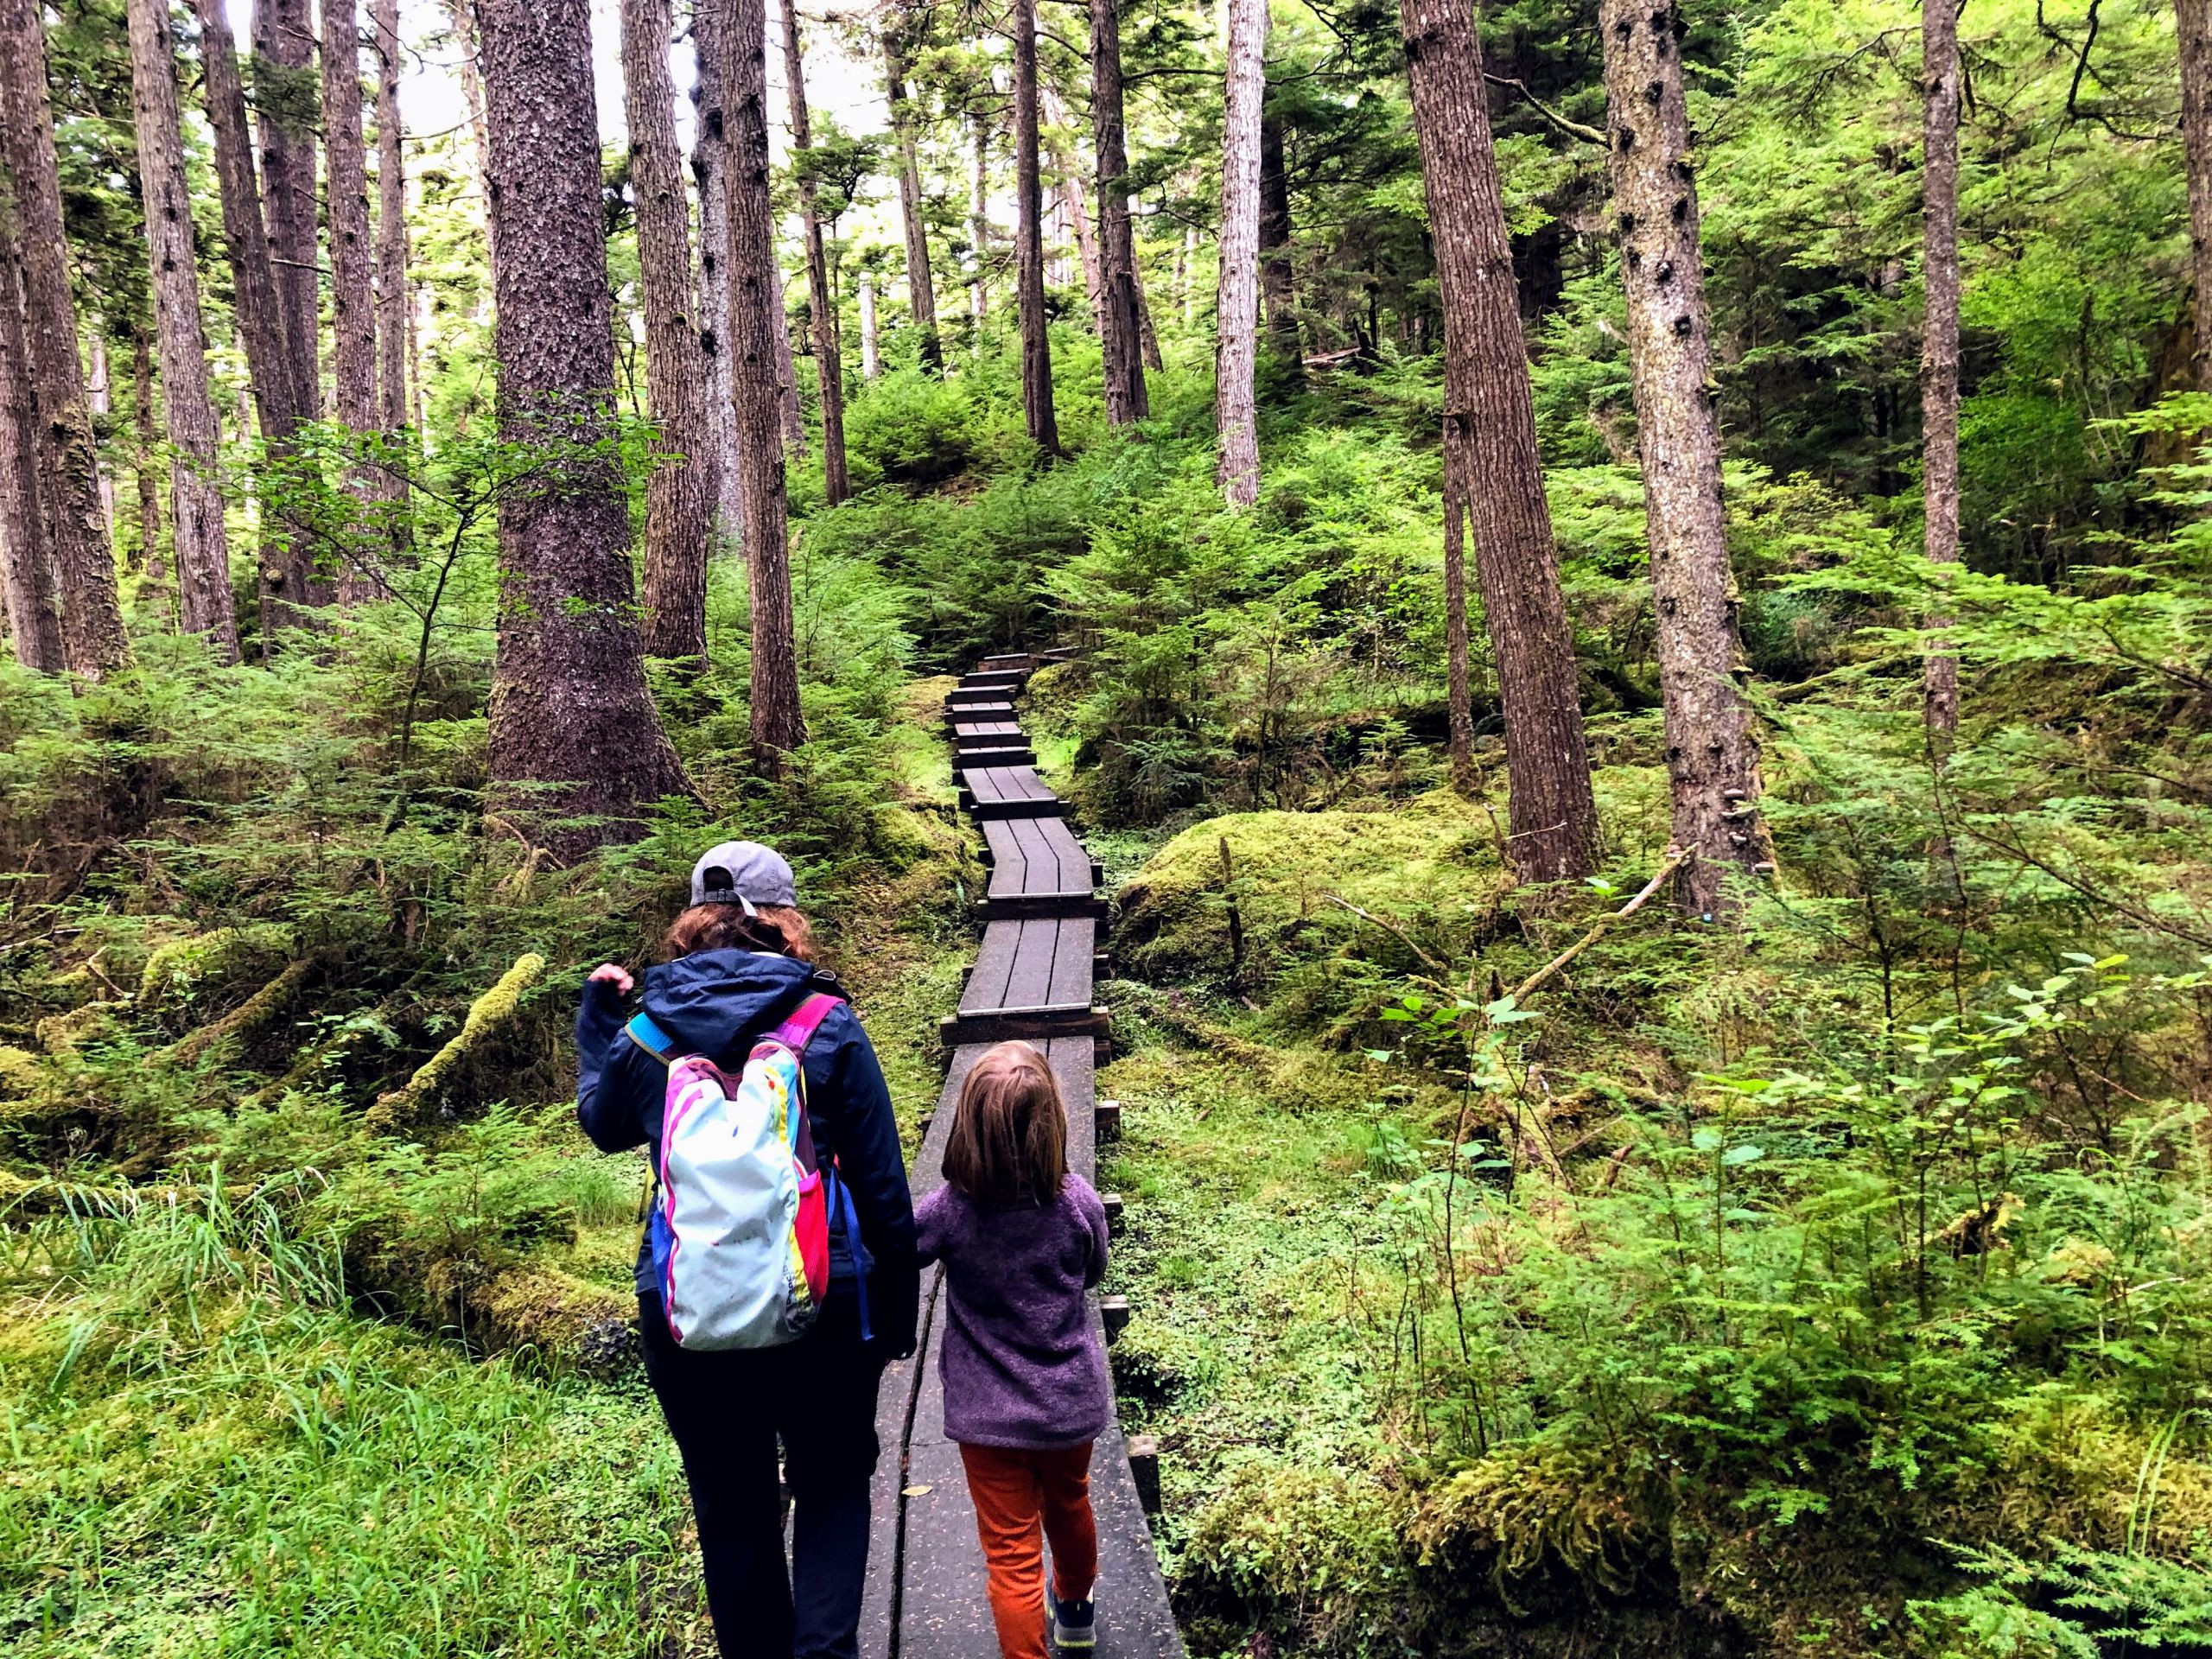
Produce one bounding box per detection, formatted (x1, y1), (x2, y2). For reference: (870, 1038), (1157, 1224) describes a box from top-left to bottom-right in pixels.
(639, 1289), (887, 1659)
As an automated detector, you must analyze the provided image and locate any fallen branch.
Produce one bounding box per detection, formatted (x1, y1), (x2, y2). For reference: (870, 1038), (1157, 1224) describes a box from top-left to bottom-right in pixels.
(365, 953), (547, 1131)
(164, 953), (330, 1067)
(1504, 846), (1690, 1007)
(1322, 893), (1449, 976)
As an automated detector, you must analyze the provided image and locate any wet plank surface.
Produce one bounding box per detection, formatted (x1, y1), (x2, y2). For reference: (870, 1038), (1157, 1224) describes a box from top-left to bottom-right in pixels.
(862, 661), (1181, 1659)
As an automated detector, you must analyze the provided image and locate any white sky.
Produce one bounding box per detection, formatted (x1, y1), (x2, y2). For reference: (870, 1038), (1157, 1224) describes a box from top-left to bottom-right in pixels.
(219, 0), (893, 175)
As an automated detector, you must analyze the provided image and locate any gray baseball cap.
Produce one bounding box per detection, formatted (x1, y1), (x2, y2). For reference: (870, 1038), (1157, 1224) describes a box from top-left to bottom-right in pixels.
(690, 841), (797, 914)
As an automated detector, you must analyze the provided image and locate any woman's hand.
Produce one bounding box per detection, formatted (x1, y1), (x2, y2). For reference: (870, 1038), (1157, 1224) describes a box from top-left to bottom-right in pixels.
(588, 962), (635, 995)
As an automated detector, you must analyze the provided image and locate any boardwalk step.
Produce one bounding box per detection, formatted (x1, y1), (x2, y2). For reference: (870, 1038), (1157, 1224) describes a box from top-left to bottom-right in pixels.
(868, 654), (1185, 1659)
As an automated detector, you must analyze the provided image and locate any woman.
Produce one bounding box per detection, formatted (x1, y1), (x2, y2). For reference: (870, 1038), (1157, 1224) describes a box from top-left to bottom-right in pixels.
(577, 840), (918, 1659)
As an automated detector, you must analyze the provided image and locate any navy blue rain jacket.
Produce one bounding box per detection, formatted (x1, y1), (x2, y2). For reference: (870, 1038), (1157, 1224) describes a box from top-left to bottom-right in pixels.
(575, 947), (920, 1359)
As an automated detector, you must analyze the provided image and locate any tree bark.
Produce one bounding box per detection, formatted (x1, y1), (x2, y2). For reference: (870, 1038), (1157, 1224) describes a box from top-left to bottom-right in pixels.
(195, 0), (320, 632)
(134, 327), (162, 575)
(373, 0), (410, 440)
(1259, 110), (1299, 360)
(253, 0), (320, 420)
(1013, 0), (1058, 454)
(776, 280), (807, 460)
(325, 0), (382, 603)
(1091, 0), (1148, 423)
(1063, 168), (1107, 340)
(722, 0), (805, 765)
(970, 110), (991, 329)
(1440, 432), (1476, 795)
(126, 0), (236, 661)
(0, 0), (132, 677)
(476, 0), (691, 855)
(859, 269), (881, 378)
(1216, 0), (1265, 504)
(689, 0), (743, 541)
(1601, 0), (1766, 914)
(1133, 225), (1164, 369)
(2182, 0), (2212, 386)
(1921, 0), (1962, 736)
(0, 182), (61, 671)
(883, 14), (941, 372)
(779, 0), (848, 505)
(1401, 0), (1598, 882)
(621, 0), (714, 662)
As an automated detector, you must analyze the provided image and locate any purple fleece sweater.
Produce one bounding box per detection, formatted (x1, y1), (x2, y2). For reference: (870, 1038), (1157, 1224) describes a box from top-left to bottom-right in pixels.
(914, 1174), (1113, 1450)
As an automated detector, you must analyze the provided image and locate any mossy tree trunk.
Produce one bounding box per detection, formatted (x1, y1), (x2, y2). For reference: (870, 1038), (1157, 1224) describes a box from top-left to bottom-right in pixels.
(325, 0), (383, 604)
(622, 0), (714, 661)
(721, 0), (807, 766)
(688, 0), (745, 542)
(253, 0), (321, 420)
(0, 174), (61, 671)
(1013, 0), (1058, 454)
(476, 0), (692, 855)
(779, 0), (849, 505)
(1091, 0), (1149, 424)
(1600, 0), (1768, 914)
(0, 0), (131, 677)
(1921, 0), (1963, 737)
(126, 0), (237, 662)
(1400, 0), (1599, 882)
(883, 10), (941, 373)
(1215, 0), (1265, 504)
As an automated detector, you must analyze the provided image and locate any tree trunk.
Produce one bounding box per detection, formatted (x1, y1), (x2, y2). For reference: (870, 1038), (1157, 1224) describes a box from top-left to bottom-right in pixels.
(621, 0), (714, 662)
(126, 0), (236, 661)
(1440, 433), (1476, 796)
(1401, 0), (1598, 883)
(970, 110), (991, 329)
(0, 0), (132, 677)
(779, 0), (848, 505)
(1179, 222), (1196, 325)
(195, 0), (320, 633)
(859, 269), (881, 378)
(883, 17), (941, 372)
(476, 0), (690, 855)
(134, 327), (162, 575)
(2182, 0), (2212, 385)
(1013, 0), (1058, 454)
(1259, 110), (1299, 360)
(438, 0), (495, 268)
(1216, 0), (1265, 505)
(1921, 0), (1962, 736)
(1064, 170), (1107, 339)
(1091, 0), (1148, 423)
(1133, 223), (1164, 369)
(776, 283), (807, 460)
(1601, 0), (1766, 915)
(0, 183), (61, 671)
(253, 0), (320, 420)
(689, 0), (743, 541)
(373, 0), (410, 440)
(325, 0), (382, 603)
(722, 0), (805, 765)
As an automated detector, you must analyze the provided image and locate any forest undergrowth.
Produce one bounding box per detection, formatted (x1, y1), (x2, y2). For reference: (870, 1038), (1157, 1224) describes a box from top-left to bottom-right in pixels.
(6, 334), (2212, 1658)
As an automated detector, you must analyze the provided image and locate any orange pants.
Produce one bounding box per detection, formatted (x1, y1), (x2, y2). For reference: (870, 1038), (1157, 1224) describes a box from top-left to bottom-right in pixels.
(957, 1441), (1099, 1659)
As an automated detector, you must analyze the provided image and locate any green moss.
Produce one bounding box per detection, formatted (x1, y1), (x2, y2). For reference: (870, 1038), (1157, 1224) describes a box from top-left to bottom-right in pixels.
(365, 953), (546, 1130)
(0, 1044), (43, 1097)
(137, 924), (295, 1011)
(1111, 789), (1506, 986)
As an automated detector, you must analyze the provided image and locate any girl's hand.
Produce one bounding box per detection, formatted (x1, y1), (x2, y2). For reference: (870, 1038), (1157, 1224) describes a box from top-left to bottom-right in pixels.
(588, 962), (635, 995)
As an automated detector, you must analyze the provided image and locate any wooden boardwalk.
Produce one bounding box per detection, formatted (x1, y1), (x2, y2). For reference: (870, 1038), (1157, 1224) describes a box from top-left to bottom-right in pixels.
(862, 656), (1183, 1659)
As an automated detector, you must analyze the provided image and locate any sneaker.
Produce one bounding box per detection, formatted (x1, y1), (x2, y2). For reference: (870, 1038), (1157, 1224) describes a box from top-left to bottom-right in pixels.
(1048, 1586), (1096, 1650)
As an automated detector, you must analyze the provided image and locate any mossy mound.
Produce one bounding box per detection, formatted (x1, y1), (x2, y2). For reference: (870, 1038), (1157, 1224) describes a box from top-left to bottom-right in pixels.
(137, 924), (296, 1019)
(1110, 791), (1505, 987)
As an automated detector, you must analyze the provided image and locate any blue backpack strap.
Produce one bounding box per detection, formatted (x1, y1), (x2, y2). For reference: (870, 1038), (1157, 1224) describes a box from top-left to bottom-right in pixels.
(624, 1011), (680, 1065)
(826, 1166), (874, 1344)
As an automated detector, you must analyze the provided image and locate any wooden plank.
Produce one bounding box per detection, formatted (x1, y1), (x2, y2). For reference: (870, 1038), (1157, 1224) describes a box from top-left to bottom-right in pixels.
(961, 922), (1021, 1020)
(951, 720), (1022, 743)
(1047, 917), (1097, 1009)
(945, 697), (1015, 724)
(960, 669), (1023, 690)
(958, 746), (1037, 772)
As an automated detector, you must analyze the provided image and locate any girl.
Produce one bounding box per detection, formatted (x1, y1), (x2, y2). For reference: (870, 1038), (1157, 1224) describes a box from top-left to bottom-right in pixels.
(917, 1041), (1113, 1656)
(576, 840), (919, 1659)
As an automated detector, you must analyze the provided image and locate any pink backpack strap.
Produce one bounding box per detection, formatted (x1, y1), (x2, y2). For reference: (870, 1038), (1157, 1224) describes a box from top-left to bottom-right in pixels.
(769, 992), (842, 1055)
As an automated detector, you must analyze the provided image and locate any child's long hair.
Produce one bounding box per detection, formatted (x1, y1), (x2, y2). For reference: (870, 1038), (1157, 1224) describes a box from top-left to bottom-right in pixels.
(663, 902), (816, 962)
(941, 1041), (1068, 1209)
